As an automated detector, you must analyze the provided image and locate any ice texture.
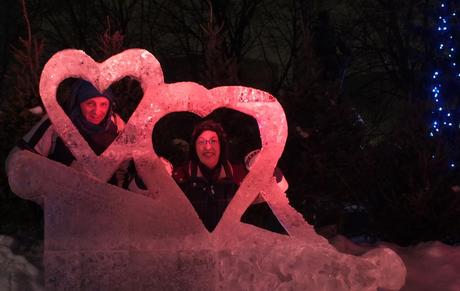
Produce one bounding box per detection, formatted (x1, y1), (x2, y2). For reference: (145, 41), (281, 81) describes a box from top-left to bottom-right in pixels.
(7, 49), (406, 290)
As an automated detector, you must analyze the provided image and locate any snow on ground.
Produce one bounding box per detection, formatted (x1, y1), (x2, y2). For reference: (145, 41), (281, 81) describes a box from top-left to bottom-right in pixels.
(331, 235), (460, 291)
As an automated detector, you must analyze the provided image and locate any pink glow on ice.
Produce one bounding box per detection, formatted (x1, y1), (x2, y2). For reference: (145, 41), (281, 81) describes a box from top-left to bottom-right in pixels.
(7, 49), (407, 290)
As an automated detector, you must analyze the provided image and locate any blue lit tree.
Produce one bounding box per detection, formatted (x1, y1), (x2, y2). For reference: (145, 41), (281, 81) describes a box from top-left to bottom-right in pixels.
(430, 0), (460, 168)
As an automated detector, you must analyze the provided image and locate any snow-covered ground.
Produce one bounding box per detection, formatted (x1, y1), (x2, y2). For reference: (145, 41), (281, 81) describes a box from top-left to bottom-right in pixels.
(331, 235), (460, 291)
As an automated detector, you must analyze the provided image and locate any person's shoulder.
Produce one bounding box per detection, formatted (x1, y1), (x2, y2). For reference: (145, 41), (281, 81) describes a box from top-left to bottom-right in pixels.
(30, 114), (53, 132)
(229, 162), (248, 184)
(22, 114), (55, 145)
(172, 162), (190, 184)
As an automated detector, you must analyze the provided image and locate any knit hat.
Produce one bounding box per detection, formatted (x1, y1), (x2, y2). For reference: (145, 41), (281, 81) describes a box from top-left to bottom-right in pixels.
(72, 79), (114, 104)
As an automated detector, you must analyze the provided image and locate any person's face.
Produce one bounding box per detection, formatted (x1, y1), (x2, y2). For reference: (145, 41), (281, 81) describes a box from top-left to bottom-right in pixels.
(196, 130), (220, 169)
(80, 96), (110, 125)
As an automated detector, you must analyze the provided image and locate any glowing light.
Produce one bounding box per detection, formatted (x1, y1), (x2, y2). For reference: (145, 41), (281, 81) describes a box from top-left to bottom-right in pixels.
(429, 0), (460, 169)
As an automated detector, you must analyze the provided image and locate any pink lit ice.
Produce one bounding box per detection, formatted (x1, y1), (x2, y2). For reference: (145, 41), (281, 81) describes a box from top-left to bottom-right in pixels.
(7, 49), (406, 290)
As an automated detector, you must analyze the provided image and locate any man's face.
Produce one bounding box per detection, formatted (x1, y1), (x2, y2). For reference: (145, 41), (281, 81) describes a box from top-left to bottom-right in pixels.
(80, 96), (110, 125)
(196, 130), (220, 169)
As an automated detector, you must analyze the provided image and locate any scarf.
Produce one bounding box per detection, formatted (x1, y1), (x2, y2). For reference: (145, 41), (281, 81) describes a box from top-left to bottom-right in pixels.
(69, 108), (118, 155)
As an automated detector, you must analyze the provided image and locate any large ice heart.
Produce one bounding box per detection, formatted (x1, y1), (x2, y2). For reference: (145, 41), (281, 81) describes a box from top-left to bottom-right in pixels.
(39, 49), (164, 181)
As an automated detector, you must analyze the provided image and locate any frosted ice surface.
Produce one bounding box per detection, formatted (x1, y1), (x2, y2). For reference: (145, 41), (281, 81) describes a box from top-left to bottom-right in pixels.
(7, 49), (406, 290)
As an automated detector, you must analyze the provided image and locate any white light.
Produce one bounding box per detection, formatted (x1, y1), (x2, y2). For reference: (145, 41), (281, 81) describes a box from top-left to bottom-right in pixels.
(440, 44), (444, 49)
(448, 113), (451, 117)
(451, 48), (455, 52)
(451, 163), (455, 168)
(439, 107), (443, 111)
(449, 123), (453, 126)
(441, 3), (445, 7)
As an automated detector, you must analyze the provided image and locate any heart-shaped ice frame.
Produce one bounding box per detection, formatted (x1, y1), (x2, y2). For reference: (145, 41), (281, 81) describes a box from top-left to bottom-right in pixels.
(39, 49), (320, 239)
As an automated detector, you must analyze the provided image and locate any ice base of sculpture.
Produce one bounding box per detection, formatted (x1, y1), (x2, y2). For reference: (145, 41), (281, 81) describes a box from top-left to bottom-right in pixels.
(7, 49), (406, 290)
(9, 150), (406, 291)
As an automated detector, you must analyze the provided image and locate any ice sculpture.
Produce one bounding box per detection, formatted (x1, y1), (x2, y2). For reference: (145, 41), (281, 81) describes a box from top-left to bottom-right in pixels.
(7, 49), (406, 290)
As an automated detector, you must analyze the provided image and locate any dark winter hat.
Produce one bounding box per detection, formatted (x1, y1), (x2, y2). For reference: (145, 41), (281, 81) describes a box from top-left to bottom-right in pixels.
(190, 119), (229, 164)
(72, 79), (114, 104)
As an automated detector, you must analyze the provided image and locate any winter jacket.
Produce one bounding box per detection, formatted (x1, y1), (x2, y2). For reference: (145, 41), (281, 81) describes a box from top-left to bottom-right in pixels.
(8, 113), (126, 186)
(172, 160), (248, 232)
(16, 114), (124, 165)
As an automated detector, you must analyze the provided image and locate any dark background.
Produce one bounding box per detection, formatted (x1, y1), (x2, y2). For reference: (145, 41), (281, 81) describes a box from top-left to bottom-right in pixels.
(1, 0), (460, 250)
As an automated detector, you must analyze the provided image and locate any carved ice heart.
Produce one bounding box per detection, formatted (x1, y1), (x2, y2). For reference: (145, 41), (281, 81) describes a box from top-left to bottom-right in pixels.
(39, 49), (165, 181)
(39, 49), (317, 238)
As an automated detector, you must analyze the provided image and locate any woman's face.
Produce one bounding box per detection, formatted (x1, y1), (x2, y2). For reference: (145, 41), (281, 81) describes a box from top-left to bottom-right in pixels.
(80, 96), (110, 125)
(196, 130), (220, 169)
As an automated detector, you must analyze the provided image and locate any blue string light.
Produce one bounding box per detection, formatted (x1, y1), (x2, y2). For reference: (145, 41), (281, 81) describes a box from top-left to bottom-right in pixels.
(429, 1), (459, 168)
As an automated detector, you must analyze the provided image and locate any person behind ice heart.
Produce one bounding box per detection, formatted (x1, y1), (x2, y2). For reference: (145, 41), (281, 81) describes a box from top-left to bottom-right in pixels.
(128, 118), (289, 233)
(128, 119), (247, 231)
(172, 119), (248, 232)
(8, 79), (126, 185)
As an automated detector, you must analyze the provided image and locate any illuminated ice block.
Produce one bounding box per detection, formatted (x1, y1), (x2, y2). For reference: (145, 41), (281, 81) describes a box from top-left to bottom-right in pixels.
(7, 49), (406, 290)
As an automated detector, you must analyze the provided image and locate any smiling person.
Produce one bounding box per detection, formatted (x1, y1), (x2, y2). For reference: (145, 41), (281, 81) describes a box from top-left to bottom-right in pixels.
(172, 119), (248, 232)
(8, 79), (125, 183)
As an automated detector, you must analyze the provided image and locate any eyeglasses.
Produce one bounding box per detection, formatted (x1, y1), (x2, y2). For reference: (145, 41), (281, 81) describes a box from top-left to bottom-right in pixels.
(197, 139), (219, 146)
